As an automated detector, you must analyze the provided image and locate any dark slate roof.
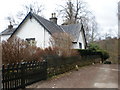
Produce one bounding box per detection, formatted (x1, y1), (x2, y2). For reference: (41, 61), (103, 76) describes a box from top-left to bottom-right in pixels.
(32, 13), (64, 34)
(0, 12), (86, 46)
(9, 12), (64, 37)
(61, 23), (82, 42)
(0, 28), (16, 35)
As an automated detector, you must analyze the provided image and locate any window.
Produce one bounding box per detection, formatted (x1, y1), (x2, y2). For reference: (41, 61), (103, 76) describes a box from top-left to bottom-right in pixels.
(79, 43), (82, 49)
(26, 38), (36, 46)
(72, 42), (77, 44)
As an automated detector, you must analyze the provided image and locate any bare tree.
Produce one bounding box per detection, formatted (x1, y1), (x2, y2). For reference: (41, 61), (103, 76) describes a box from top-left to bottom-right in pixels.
(50, 33), (73, 48)
(58, 0), (91, 25)
(2, 37), (43, 64)
(57, 0), (99, 43)
(87, 16), (99, 43)
(60, 0), (75, 24)
(49, 32), (78, 57)
(6, 1), (44, 26)
(16, 1), (44, 20)
(95, 38), (118, 63)
(5, 15), (18, 26)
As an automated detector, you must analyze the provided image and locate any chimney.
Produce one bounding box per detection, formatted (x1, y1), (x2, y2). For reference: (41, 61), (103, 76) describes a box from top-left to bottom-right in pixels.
(8, 22), (13, 29)
(49, 13), (57, 24)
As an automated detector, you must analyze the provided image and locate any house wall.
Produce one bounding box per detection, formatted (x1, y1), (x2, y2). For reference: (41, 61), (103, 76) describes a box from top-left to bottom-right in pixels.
(118, 1), (120, 38)
(78, 30), (85, 49)
(72, 43), (77, 49)
(1, 35), (11, 41)
(72, 30), (85, 49)
(13, 17), (51, 48)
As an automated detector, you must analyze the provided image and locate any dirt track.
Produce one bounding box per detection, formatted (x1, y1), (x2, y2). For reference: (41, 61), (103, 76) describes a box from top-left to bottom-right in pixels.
(27, 64), (118, 88)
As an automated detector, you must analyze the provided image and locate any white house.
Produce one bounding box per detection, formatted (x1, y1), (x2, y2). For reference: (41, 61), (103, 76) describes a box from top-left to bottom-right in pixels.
(0, 12), (87, 49)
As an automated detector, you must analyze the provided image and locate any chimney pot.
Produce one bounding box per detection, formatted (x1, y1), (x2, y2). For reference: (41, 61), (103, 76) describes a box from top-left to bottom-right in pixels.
(52, 13), (54, 18)
(8, 22), (13, 29)
(50, 13), (57, 24)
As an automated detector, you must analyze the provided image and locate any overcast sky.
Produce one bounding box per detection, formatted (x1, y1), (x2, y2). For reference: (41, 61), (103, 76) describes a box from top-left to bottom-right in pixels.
(0, 0), (119, 37)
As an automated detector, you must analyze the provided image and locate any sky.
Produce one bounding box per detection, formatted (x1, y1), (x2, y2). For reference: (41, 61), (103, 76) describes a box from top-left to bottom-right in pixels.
(0, 0), (119, 37)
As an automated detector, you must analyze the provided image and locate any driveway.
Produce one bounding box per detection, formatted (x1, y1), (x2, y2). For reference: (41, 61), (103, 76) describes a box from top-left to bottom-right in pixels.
(26, 64), (118, 88)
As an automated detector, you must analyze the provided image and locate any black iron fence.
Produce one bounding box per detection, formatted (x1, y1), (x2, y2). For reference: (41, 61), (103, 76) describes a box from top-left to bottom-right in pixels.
(2, 61), (47, 90)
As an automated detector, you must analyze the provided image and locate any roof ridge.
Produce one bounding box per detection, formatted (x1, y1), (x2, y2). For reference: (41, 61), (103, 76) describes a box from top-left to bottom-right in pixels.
(1, 12), (64, 36)
(31, 13), (64, 33)
(1, 28), (16, 35)
(31, 13), (52, 34)
(61, 23), (81, 26)
(32, 13), (64, 32)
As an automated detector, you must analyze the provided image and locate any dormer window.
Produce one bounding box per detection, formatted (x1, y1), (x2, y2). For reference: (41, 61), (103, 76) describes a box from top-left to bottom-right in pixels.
(26, 38), (36, 46)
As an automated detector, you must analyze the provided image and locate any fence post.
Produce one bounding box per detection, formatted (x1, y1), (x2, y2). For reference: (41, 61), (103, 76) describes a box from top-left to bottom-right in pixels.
(0, 67), (2, 90)
(21, 62), (25, 89)
(0, 69), (1, 90)
(44, 61), (47, 80)
(43, 60), (47, 80)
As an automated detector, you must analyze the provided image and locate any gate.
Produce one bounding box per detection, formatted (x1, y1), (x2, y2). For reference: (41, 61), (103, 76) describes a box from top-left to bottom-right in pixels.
(2, 61), (47, 90)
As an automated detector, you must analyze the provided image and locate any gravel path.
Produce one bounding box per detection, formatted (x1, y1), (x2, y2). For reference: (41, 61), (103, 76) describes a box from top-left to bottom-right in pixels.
(26, 64), (118, 88)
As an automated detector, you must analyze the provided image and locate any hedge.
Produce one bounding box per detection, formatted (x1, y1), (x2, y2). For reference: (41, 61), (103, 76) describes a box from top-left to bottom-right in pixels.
(75, 49), (102, 56)
(44, 55), (101, 78)
(75, 49), (109, 60)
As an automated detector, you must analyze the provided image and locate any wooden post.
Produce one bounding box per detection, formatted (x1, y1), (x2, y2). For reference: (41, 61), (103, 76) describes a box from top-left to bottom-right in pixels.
(2, 65), (4, 90)
(21, 62), (25, 89)
(44, 60), (47, 80)
(0, 68), (1, 89)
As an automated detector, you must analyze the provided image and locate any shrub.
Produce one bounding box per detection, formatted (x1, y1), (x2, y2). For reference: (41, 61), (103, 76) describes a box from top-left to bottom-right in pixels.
(88, 43), (100, 51)
(2, 37), (43, 64)
(44, 47), (79, 58)
(49, 33), (78, 57)
(76, 48), (109, 61)
(88, 43), (109, 60)
(31, 47), (45, 61)
(97, 50), (109, 60)
(75, 49), (101, 56)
